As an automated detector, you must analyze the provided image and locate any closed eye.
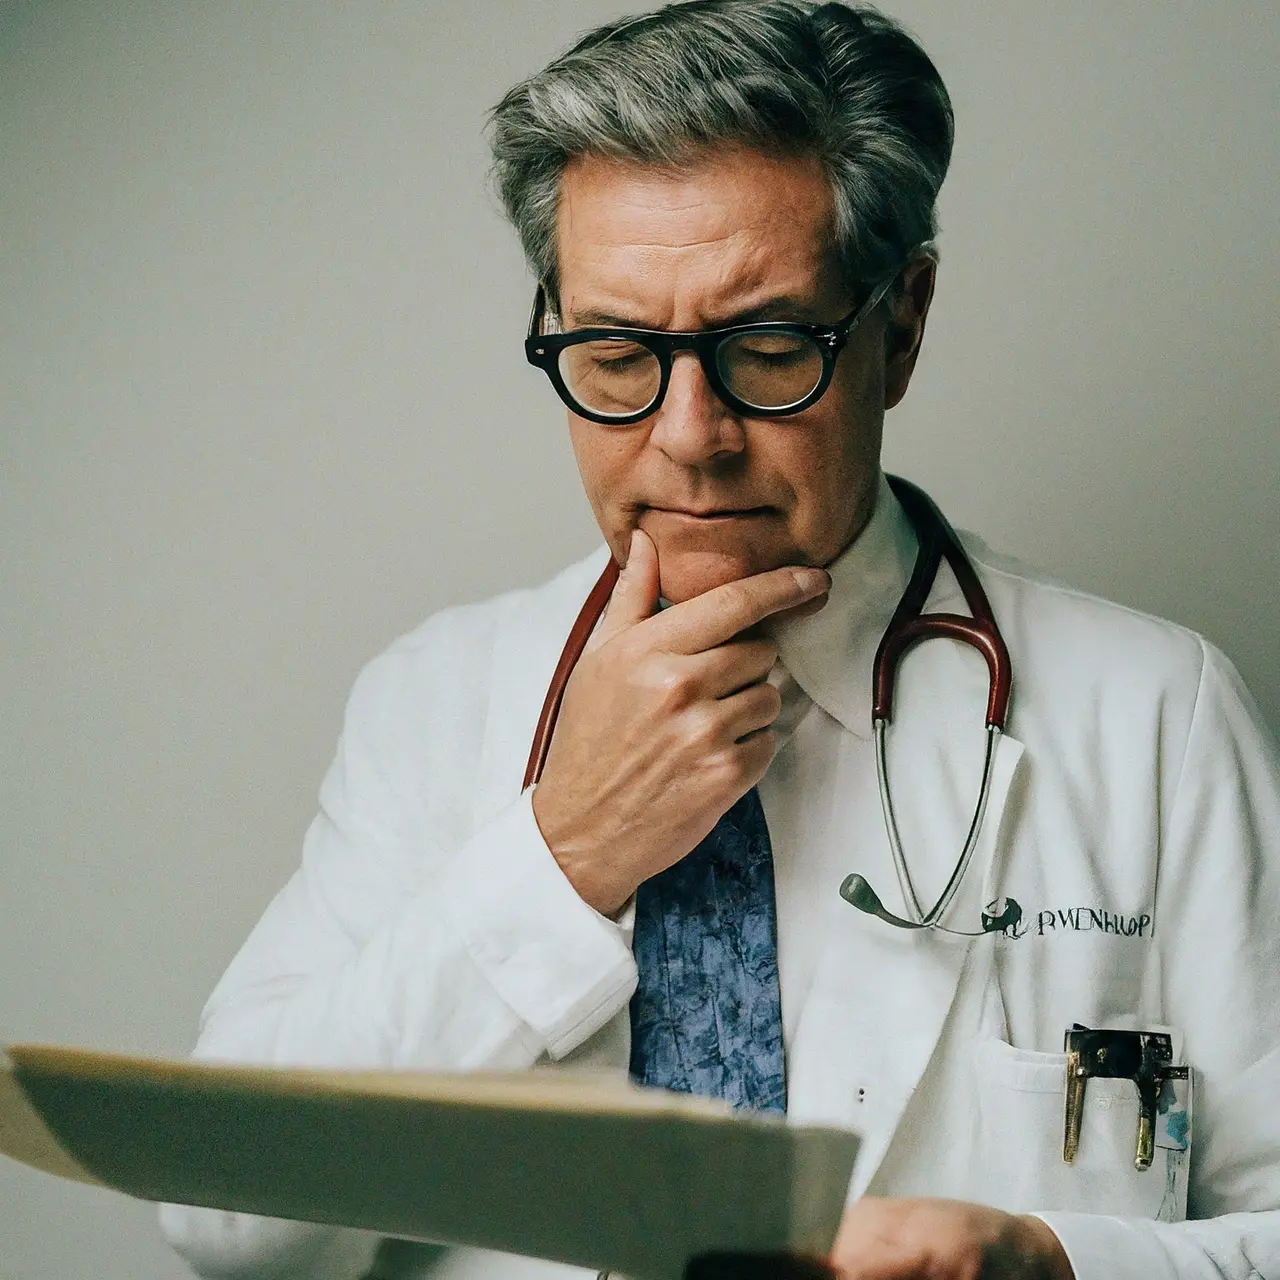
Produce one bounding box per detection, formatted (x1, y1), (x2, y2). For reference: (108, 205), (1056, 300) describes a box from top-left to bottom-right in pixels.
(581, 341), (651, 370)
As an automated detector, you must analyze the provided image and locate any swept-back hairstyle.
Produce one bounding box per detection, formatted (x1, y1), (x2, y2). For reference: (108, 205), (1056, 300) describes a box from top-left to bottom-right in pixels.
(489, 0), (953, 306)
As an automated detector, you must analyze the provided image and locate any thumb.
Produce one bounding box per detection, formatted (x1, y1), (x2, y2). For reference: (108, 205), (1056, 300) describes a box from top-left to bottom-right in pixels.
(595, 529), (660, 643)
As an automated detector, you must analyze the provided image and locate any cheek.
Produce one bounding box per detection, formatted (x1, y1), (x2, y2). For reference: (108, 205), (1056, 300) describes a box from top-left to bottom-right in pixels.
(787, 436), (856, 525)
(566, 418), (642, 533)
(773, 396), (882, 553)
(783, 412), (871, 500)
(568, 417), (619, 489)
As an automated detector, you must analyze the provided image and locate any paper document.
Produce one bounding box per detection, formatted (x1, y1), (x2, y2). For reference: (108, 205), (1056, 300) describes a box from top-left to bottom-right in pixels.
(1, 1045), (859, 1279)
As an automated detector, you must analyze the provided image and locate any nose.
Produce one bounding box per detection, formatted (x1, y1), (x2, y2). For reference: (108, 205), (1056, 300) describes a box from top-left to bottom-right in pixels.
(646, 351), (745, 466)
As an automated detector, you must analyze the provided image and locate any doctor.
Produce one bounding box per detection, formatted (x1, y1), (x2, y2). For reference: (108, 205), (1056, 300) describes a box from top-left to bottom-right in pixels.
(161, 3), (1280, 1279)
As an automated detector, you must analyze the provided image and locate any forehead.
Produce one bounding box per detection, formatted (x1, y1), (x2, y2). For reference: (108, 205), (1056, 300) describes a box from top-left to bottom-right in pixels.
(555, 147), (840, 322)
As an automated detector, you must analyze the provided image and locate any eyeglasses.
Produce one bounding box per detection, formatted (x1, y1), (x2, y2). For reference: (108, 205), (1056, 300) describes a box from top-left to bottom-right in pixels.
(524, 269), (902, 426)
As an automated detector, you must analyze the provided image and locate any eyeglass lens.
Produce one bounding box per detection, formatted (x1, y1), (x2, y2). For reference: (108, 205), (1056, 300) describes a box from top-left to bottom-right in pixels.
(557, 330), (825, 419)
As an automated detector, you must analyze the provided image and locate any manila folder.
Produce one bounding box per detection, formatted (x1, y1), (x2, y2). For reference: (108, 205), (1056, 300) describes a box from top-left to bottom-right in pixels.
(0, 1045), (859, 1279)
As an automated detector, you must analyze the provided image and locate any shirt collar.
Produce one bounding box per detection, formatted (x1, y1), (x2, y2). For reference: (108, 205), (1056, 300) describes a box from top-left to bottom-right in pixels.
(767, 471), (921, 741)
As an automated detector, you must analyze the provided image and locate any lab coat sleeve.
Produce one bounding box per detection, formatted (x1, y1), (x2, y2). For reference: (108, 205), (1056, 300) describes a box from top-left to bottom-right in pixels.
(161, 617), (640, 1278)
(1037, 642), (1280, 1279)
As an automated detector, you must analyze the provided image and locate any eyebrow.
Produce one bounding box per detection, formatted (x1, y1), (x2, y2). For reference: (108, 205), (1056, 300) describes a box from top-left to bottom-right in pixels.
(568, 296), (831, 329)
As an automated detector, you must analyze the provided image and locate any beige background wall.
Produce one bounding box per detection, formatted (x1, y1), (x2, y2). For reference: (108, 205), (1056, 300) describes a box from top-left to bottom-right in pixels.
(2, 2), (1277, 1276)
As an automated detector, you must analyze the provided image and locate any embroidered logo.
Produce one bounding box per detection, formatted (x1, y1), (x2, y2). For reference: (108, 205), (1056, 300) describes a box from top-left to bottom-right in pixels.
(1034, 907), (1152, 938)
(981, 901), (1153, 940)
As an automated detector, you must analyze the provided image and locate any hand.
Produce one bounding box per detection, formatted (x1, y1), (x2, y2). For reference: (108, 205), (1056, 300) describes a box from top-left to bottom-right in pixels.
(823, 1198), (1074, 1279)
(531, 529), (830, 916)
(684, 1197), (1074, 1280)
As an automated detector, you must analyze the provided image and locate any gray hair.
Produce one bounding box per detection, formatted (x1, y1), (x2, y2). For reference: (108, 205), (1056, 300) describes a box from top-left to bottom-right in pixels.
(488, 0), (953, 307)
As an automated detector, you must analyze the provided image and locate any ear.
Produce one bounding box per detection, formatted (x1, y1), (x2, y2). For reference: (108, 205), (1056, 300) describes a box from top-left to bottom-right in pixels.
(883, 256), (937, 410)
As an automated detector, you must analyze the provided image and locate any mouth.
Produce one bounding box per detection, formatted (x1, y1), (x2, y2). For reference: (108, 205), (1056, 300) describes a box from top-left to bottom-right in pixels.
(648, 505), (775, 522)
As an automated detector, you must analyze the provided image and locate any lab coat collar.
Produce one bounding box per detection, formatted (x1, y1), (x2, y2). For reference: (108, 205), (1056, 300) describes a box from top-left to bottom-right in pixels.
(770, 472), (929, 741)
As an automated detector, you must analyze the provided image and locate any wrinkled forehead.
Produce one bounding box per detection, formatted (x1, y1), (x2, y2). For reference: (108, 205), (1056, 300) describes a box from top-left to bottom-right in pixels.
(552, 147), (844, 325)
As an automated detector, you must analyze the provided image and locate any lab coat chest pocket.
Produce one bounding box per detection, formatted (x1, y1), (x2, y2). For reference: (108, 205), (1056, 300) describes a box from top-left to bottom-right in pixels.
(971, 1037), (1191, 1223)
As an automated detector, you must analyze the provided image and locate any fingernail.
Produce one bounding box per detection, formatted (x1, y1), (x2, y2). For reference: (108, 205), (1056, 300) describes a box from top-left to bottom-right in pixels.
(791, 567), (831, 593)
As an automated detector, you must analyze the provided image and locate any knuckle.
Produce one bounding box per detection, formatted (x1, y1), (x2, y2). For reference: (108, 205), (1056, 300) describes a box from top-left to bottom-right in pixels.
(688, 703), (723, 747)
(706, 746), (745, 790)
(718, 580), (752, 622)
(715, 736), (775, 792)
(639, 655), (690, 705)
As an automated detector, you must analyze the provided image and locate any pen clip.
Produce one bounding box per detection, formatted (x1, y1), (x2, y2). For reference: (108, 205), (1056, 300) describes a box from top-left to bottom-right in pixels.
(1062, 1025), (1180, 1170)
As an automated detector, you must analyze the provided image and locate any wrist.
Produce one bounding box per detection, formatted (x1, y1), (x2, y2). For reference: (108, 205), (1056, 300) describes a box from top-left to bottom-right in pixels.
(531, 788), (637, 917)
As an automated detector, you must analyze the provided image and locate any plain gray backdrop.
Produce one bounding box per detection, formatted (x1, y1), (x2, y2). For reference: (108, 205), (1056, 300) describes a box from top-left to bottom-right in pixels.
(2, 2), (1278, 1276)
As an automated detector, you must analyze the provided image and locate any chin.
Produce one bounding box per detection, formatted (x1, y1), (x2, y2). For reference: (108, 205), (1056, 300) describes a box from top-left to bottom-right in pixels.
(656, 548), (778, 603)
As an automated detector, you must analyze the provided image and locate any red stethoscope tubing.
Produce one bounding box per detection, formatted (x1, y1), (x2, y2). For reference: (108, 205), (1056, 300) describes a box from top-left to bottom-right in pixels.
(522, 557), (619, 791)
(873, 474), (1011, 730)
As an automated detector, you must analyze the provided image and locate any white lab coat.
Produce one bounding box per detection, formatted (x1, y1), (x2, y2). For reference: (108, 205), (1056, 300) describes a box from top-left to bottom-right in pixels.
(160, 480), (1280, 1280)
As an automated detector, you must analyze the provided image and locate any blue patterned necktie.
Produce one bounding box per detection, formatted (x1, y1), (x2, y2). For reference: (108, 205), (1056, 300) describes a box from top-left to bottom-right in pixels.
(628, 786), (786, 1114)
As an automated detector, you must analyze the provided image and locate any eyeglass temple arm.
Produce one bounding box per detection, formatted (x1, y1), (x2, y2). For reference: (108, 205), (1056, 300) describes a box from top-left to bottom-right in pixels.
(527, 283), (548, 340)
(835, 272), (899, 340)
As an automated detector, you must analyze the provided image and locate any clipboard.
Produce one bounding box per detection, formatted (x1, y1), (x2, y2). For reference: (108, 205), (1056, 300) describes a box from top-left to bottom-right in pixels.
(1, 1045), (859, 1279)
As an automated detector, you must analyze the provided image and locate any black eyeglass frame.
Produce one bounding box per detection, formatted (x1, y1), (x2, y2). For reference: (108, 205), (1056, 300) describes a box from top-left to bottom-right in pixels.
(523, 267), (904, 426)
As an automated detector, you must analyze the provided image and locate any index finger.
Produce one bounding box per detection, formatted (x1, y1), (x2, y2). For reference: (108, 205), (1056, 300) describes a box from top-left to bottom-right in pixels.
(653, 566), (831, 655)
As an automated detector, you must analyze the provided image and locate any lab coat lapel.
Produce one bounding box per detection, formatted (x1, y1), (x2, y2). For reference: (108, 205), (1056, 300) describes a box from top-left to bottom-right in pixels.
(866, 728), (1023, 1191)
(786, 718), (1025, 1191)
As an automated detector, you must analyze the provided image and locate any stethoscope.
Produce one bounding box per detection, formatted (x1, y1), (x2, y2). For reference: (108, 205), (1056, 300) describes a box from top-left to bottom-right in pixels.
(522, 474), (1013, 937)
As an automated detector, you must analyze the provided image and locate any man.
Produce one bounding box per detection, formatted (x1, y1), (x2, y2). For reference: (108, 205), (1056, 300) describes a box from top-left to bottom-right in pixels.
(160, 3), (1280, 1278)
